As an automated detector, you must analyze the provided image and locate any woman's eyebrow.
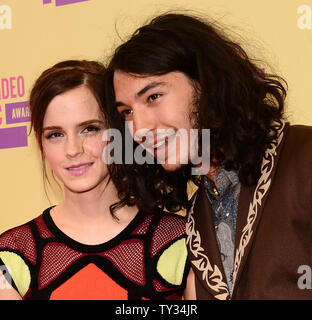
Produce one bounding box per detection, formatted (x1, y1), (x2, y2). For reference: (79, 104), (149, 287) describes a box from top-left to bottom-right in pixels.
(42, 120), (104, 132)
(42, 125), (62, 132)
(77, 119), (105, 127)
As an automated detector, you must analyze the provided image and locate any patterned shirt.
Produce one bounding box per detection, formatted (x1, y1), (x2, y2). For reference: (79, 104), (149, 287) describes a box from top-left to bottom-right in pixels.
(203, 167), (241, 295)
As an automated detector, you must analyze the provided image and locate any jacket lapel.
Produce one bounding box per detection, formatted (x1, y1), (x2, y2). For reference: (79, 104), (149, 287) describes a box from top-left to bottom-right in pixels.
(186, 185), (230, 300)
(231, 120), (288, 295)
(187, 120), (288, 299)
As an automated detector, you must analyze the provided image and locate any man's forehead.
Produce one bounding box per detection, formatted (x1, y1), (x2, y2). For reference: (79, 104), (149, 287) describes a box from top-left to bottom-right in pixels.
(113, 71), (189, 93)
(115, 70), (161, 81)
(114, 70), (185, 81)
(113, 71), (171, 99)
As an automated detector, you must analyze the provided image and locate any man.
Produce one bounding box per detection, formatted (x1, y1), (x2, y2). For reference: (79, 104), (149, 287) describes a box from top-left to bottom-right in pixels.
(105, 13), (312, 299)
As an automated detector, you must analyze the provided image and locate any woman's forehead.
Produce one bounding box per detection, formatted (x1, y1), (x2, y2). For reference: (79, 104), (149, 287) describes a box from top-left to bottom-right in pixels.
(43, 86), (102, 126)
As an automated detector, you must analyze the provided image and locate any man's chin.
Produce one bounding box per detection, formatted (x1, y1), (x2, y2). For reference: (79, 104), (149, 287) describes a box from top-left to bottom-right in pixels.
(160, 162), (193, 176)
(161, 162), (181, 171)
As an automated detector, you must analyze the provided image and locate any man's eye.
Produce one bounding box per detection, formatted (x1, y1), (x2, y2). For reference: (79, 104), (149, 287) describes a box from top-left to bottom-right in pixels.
(46, 132), (63, 139)
(120, 109), (133, 118)
(147, 93), (161, 102)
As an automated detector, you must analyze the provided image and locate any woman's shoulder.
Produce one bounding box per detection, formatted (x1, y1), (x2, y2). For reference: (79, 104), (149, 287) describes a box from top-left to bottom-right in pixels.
(0, 212), (45, 299)
(149, 212), (187, 243)
(158, 211), (187, 227)
(0, 221), (34, 250)
(0, 208), (49, 256)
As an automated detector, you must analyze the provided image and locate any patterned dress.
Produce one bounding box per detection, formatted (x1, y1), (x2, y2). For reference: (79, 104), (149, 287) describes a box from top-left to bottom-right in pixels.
(0, 207), (189, 300)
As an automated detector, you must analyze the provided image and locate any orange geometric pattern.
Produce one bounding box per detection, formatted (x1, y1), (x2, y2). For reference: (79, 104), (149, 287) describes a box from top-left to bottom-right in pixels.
(0, 208), (188, 300)
(50, 263), (128, 300)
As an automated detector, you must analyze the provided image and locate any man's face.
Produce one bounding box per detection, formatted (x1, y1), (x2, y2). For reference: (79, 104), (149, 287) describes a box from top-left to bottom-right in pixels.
(113, 70), (198, 171)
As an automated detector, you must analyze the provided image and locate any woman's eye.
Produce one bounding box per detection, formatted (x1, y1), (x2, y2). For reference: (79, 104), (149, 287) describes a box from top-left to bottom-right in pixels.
(147, 93), (161, 102)
(46, 132), (63, 139)
(82, 126), (100, 134)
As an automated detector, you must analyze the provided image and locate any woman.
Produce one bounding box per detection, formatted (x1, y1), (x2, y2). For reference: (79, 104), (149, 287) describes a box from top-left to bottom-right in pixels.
(0, 60), (191, 300)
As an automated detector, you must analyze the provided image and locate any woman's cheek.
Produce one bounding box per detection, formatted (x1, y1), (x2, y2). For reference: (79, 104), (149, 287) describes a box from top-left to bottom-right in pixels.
(42, 144), (62, 172)
(82, 134), (106, 158)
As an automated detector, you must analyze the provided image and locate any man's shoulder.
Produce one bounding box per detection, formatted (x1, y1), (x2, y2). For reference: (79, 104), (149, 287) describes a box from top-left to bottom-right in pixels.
(288, 124), (312, 135)
(284, 124), (312, 155)
(286, 124), (312, 140)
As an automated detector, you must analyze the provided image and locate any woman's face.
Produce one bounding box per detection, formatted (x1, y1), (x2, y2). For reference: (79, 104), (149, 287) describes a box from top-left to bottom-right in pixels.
(41, 85), (108, 194)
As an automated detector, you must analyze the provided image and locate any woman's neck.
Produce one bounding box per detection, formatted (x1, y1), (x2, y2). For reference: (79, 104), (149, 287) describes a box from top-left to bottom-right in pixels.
(61, 178), (117, 221)
(50, 179), (138, 244)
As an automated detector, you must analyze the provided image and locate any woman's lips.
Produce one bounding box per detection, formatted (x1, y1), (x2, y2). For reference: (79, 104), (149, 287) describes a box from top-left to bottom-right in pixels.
(66, 162), (94, 176)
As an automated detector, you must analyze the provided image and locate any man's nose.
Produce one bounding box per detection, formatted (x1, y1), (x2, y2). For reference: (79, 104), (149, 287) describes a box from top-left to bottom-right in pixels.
(131, 106), (156, 142)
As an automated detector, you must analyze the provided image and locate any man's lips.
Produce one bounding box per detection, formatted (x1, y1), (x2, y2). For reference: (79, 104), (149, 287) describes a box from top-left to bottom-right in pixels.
(142, 133), (176, 149)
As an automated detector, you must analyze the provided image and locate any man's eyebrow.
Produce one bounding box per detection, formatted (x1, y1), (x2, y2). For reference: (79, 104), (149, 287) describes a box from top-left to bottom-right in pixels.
(136, 81), (166, 97)
(115, 101), (124, 108)
(115, 81), (166, 108)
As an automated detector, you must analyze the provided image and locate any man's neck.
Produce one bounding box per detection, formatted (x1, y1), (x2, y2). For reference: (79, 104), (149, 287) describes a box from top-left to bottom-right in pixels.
(205, 164), (218, 182)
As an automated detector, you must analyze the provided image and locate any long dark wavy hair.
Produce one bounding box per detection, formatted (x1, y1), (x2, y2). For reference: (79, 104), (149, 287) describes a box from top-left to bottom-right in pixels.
(104, 13), (287, 213)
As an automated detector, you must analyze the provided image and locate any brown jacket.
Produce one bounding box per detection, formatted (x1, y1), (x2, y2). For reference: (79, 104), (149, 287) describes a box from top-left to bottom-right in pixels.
(186, 121), (312, 299)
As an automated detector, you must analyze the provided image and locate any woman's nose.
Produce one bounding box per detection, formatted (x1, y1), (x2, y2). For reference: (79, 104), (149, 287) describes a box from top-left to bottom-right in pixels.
(65, 135), (83, 158)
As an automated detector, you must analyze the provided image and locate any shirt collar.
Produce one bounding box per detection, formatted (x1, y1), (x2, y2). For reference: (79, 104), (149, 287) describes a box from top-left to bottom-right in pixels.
(203, 167), (240, 198)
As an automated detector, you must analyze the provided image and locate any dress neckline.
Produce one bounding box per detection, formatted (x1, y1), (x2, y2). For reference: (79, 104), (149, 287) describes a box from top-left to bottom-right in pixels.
(42, 206), (144, 253)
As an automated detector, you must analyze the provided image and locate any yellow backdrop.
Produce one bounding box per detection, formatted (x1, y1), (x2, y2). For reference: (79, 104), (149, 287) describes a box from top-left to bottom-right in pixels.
(1, 0), (311, 233)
